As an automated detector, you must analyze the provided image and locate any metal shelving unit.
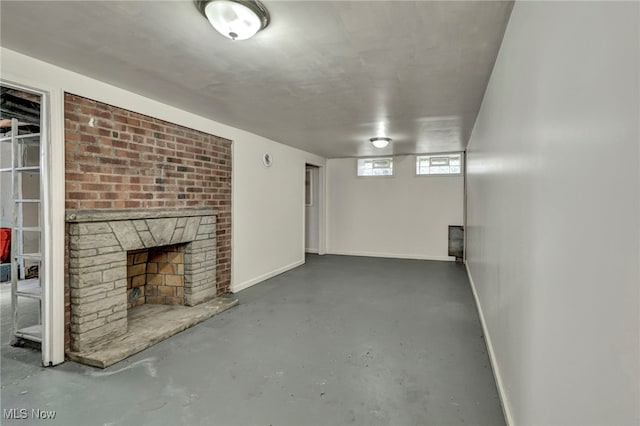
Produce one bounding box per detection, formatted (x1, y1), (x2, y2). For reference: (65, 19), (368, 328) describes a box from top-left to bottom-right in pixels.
(1, 118), (43, 345)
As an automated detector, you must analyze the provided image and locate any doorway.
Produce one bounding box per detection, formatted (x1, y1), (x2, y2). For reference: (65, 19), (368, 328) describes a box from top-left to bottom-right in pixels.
(0, 82), (51, 365)
(305, 164), (320, 254)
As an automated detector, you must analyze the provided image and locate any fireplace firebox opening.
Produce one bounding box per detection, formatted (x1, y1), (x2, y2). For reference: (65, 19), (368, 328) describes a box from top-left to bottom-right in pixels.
(127, 244), (185, 308)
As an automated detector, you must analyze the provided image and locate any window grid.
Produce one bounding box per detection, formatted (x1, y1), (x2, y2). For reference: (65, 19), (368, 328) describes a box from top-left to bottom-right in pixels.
(357, 158), (393, 176)
(416, 153), (462, 175)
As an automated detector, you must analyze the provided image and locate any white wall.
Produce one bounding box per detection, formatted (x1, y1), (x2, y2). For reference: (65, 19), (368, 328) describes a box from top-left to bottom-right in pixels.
(305, 165), (319, 253)
(0, 48), (327, 359)
(327, 155), (463, 260)
(466, 2), (639, 425)
(233, 139), (325, 292)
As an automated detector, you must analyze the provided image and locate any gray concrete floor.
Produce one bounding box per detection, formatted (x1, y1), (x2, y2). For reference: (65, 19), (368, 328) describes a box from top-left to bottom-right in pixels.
(1, 255), (504, 426)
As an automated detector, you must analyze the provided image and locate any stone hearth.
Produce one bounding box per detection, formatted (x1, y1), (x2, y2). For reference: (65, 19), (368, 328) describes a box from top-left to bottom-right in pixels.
(66, 208), (235, 364)
(67, 298), (238, 368)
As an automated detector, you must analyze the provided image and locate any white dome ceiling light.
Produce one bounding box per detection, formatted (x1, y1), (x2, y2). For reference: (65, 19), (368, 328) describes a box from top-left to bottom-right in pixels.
(198, 0), (270, 41)
(370, 137), (391, 149)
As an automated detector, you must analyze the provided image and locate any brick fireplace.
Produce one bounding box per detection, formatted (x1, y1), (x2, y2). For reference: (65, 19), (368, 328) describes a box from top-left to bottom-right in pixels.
(64, 93), (234, 364)
(67, 209), (218, 352)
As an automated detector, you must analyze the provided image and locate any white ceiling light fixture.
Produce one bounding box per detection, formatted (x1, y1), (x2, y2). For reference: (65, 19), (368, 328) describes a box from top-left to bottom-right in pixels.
(198, 0), (270, 41)
(370, 137), (391, 149)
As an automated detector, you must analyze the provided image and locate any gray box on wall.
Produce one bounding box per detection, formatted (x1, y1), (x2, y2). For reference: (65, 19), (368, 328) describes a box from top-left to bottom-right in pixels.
(448, 225), (464, 262)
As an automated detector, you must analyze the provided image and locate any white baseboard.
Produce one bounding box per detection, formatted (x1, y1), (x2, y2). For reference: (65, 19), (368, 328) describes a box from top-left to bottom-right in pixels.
(305, 248), (319, 254)
(230, 259), (305, 293)
(465, 262), (514, 426)
(328, 250), (455, 262)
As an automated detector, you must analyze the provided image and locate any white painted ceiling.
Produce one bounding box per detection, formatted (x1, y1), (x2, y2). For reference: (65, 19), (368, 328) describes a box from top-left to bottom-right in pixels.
(0, 1), (513, 158)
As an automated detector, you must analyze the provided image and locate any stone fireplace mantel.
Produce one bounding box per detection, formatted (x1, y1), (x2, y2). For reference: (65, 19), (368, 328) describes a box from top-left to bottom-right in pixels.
(66, 208), (219, 353)
(66, 208), (217, 223)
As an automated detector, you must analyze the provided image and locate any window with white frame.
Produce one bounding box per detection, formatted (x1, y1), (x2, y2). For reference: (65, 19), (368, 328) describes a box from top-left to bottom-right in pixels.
(357, 157), (393, 176)
(416, 153), (463, 175)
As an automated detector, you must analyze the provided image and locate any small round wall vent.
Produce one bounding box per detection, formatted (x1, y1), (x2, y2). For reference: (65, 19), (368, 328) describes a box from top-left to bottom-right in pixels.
(262, 152), (273, 167)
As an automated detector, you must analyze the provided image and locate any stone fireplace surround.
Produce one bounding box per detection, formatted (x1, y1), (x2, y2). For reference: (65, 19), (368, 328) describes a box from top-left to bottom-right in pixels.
(67, 208), (220, 354)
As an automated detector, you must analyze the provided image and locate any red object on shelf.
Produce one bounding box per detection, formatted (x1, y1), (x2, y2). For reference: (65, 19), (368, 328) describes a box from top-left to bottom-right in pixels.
(0, 228), (11, 264)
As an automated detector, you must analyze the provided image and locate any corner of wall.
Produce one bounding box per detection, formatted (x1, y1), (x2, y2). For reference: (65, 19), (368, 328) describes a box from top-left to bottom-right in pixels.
(230, 258), (305, 293)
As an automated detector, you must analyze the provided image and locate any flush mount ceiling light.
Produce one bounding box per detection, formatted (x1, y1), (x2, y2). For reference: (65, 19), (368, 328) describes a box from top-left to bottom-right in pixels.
(370, 137), (391, 149)
(197, 0), (270, 41)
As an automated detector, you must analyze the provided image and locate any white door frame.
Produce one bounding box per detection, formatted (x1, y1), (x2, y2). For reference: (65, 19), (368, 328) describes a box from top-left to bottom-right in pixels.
(304, 161), (326, 256)
(1, 79), (65, 366)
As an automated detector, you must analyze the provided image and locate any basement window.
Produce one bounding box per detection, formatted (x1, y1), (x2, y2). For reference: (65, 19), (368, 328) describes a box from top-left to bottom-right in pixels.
(357, 158), (394, 176)
(416, 153), (463, 176)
